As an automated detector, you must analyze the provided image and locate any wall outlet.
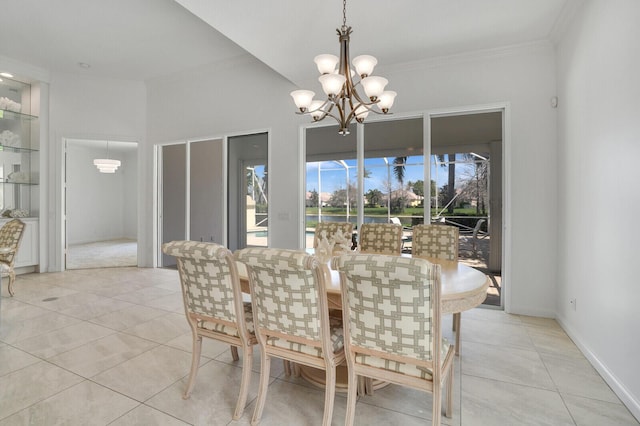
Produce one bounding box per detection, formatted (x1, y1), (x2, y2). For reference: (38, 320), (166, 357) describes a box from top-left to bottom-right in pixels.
(569, 298), (577, 311)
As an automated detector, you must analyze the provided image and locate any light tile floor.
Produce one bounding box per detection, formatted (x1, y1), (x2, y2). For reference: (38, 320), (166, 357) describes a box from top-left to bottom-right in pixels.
(1, 267), (638, 425)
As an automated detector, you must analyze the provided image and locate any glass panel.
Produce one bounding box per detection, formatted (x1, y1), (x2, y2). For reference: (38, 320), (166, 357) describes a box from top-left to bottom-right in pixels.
(362, 118), (424, 252)
(227, 133), (268, 251)
(305, 124), (357, 250)
(246, 163), (268, 247)
(161, 143), (186, 267)
(430, 151), (490, 264)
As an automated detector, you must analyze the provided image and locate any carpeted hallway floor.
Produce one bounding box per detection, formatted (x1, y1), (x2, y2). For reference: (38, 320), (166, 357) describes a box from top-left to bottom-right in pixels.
(66, 239), (137, 269)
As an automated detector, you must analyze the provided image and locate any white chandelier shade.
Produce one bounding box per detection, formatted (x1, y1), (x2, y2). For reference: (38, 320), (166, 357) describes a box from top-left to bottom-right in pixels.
(289, 0), (397, 135)
(93, 158), (121, 173)
(93, 140), (121, 173)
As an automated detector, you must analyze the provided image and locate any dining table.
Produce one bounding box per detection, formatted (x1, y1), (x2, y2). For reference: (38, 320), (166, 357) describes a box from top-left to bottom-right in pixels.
(236, 251), (489, 393)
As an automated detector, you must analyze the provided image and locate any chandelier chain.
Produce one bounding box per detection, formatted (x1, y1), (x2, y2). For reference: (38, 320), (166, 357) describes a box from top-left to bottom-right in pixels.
(342, 0), (347, 27)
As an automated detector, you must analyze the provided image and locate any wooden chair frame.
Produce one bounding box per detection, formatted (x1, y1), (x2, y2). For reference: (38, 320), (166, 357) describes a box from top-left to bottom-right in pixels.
(235, 248), (345, 426)
(334, 253), (454, 426)
(0, 218), (26, 296)
(162, 241), (257, 420)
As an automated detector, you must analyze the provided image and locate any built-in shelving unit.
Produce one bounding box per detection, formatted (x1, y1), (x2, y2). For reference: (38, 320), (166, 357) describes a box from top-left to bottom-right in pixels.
(0, 75), (40, 270)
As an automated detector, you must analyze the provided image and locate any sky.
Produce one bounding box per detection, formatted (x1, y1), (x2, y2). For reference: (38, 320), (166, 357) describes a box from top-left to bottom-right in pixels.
(249, 155), (480, 198)
(305, 155), (477, 195)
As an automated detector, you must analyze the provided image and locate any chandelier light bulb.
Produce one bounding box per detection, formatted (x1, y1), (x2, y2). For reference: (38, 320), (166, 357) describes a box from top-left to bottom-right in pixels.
(377, 91), (397, 113)
(319, 74), (346, 97)
(352, 55), (377, 77)
(309, 100), (327, 120)
(314, 54), (339, 75)
(290, 90), (315, 112)
(361, 76), (388, 101)
(354, 105), (370, 122)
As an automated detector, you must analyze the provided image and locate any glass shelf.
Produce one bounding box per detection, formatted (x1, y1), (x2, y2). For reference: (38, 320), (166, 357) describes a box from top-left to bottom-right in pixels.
(0, 109), (38, 121)
(0, 144), (38, 153)
(0, 181), (38, 186)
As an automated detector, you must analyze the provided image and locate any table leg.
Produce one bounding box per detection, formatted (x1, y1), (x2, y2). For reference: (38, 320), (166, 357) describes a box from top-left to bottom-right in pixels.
(453, 312), (461, 356)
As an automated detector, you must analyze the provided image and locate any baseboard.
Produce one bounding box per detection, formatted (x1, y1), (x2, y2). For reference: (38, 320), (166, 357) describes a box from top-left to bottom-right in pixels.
(505, 305), (556, 318)
(556, 315), (640, 422)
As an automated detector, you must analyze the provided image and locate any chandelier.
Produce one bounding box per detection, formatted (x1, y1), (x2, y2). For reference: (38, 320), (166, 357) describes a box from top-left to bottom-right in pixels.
(93, 141), (121, 173)
(290, 0), (396, 136)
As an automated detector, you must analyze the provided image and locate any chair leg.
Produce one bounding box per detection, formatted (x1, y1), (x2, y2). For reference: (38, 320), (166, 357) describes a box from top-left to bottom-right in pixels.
(322, 366), (337, 426)
(344, 366), (358, 426)
(454, 313), (461, 356)
(8, 271), (16, 297)
(445, 362), (454, 418)
(251, 351), (271, 426)
(432, 379), (442, 426)
(183, 333), (203, 399)
(233, 345), (253, 420)
(231, 345), (240, 361)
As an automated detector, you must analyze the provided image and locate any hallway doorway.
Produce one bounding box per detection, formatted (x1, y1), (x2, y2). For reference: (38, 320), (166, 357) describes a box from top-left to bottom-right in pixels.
(64, 139), (138, 269)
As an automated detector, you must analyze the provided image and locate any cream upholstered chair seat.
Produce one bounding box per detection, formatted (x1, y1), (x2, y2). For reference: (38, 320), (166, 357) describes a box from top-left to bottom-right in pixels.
(198, 301), (254, 335)
(264, 315), (343, 358)
(235, 247), (345, 426)
(357, 222), (403, 255)
(354, 339), (451, 380)
(162, 240), (257, 420)
(333, 253), (454, 426)
(0, 219), (26, 297)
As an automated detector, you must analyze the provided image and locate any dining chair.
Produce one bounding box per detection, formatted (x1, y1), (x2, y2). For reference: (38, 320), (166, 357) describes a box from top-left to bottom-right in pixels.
(235, 247), (345, 426)
(412, 224), (464, 355)
(0, 219), (26, 296)
(357, 222), (403, 255)
(313, 221), (354, 250)
(162, 241), (257, 420)
(411, 224), (459, 260)
(333, 253), (454, 426)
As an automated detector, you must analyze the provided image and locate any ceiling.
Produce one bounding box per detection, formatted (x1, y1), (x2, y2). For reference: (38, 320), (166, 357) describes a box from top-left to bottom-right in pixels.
(0, 0), (576, 84)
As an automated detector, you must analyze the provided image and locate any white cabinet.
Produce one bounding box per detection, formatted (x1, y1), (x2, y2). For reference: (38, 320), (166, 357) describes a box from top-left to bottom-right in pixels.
(0, 217), (38, 269)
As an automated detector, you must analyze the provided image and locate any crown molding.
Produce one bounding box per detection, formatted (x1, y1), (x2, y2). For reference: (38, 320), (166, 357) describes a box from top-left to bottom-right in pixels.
(377, 40), (554, 76)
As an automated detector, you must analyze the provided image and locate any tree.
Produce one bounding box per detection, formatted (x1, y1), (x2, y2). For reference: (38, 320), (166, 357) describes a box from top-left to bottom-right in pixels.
(393, 156), (407, 186)
(329, 189), (346, 207)
(365, 188), (384, 207)
(408, 179), (424, 197)
(309, 189), (319, 207)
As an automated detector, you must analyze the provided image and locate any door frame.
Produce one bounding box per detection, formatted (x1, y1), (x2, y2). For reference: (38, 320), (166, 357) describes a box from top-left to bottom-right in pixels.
(299, 102), (511, 311)
(61, 136), (140, 270)
(425, 102), (510, 311)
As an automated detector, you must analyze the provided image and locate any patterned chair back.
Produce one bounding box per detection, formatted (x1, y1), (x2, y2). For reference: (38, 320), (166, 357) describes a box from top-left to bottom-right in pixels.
(313, 221), (354, 248)
(235, 248), (324, 342)
(162, 240), (242, 326)
(334, 253), (441, 362)
(358, 223), (403, 255)
(412, 224), (459, 261)
(0, 219), (25, 266)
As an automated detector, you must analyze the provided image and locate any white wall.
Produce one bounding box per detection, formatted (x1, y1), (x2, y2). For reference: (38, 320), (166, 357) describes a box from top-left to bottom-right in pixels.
(47, 73), (146, 270)
(66, 143), (137, 244)
(147, 44), (559, 317)
(556, 0), (640, 417)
